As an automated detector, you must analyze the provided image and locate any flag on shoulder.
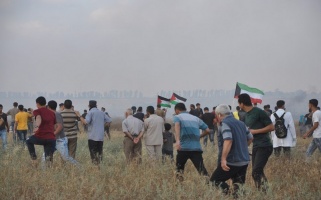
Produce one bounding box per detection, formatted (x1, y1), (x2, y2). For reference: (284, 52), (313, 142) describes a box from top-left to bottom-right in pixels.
(234, 82), (264, 104)
(157, 96), (171, 108)
(170, 93), (187, 105)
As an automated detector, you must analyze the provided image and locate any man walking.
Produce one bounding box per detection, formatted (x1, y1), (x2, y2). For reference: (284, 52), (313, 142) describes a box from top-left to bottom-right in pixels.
(26, 96), (56, 167)
(238, 93), (274, 191)
(143, 106), (164, 160)
(77, 100), (112, 166)
(7, 102), (19, 141)
(0, 104), (9, 151)
(14, 105), (32, 146)
(303, 99), (321, 161)
(45, 100), (80, 166)
(61, 100), (79, 159)
(173, 103), (210, 181)
(271, 100), (296, 157)
(201, 107), (215, 147)
(210, 104), (253, 197)
(122, 108), (144, 164)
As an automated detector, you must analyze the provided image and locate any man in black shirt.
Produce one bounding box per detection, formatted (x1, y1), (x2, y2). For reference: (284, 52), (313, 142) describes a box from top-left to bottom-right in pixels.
(201, 107), (215, 147)
(189, 104), (200, 117)
(0, 104), (9, 150)
(133, 106), (144, 122)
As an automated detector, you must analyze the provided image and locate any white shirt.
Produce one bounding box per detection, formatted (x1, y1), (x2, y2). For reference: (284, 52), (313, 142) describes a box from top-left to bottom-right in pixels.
(271, 109), (296, 148)
(144, 114), (164, 145)
(312, 110), (321, 138)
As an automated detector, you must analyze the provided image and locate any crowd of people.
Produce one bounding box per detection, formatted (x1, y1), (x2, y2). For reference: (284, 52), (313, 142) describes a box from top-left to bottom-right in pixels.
(0, 94), (320, 197)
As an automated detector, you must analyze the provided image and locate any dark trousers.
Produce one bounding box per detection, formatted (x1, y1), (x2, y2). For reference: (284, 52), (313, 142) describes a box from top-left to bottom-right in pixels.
(26, 135), (56, 162)
(176, 151), (208, 176)
(162, 149), (174, 162)
(88, 140), (103, 165)
(274, 147), (291, 157)
(210, 163), (248, 194)
(68, 137), (77, 159)
(252, 146), (273, 190)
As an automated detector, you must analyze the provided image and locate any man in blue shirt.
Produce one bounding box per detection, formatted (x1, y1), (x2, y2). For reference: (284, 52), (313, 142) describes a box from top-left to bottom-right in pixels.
(173, 103), (210, 181)
(77, 100), (112, 166)
(210, 104), (253, 197)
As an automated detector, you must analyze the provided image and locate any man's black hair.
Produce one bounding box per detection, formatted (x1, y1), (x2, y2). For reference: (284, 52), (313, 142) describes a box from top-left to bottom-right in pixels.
(204, 107), (209, 111)
(196, 103), (200, 106)
(190, 104), (195, 109)
(48, 100), (57, 110)
(36, 96), (46, 106)
(64, 99), (72, 109)
(309, 99), (318, 107)
(146, 106), (155, 114)
(13, 102), (18, 107)
(157, 104), (161, 108)
(137, 107), (143, 112)
(238, 94), (252, 106)
(18, 105), (24, 111)
(276, 100), (285, 108)
(164, 123), (171, 131)
(175, 103), (186, 111)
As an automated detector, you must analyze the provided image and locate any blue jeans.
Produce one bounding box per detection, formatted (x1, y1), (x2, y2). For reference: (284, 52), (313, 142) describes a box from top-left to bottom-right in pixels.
(41, 137), (79, 166)
(11, 122), (17, 142)
(17, 130), (27, 146)
(306, 138), (321, 157)
(0, 129), (7, 150)
(27, 122), (33, 135)
(203, 129), (215, 146)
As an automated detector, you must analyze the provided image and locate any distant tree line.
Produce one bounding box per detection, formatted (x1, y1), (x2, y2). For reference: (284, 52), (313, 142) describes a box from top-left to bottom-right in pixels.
(0, 89), (319, 100)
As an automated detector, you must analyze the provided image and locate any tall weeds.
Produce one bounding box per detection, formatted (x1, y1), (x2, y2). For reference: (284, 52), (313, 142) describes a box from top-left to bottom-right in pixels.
(0, 129), (320, 200)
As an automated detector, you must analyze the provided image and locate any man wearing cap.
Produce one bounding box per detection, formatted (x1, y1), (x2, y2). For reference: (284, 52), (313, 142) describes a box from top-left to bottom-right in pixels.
(303, 99), (321, 161)
(77, 100), (112, 165)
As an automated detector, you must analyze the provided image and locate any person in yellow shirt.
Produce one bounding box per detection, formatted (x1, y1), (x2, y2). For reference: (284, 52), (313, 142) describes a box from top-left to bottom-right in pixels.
(233, 106), (240, 120)
(14, 105), (33, 145)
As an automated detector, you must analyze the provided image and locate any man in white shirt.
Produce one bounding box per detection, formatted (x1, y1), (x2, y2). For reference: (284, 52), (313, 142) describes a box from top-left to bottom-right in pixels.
(270, 100), (296, 157)
(143, 106), (164, 161)
(303, 99), (321, 161)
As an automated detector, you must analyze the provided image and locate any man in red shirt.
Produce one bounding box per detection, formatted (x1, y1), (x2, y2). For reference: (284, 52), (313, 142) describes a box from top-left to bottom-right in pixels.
(26, 96), (56, 167)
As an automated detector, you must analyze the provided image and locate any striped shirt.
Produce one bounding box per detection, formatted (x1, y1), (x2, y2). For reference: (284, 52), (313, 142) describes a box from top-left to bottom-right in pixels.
(173, 112), (208, 151)
(61, 109), (78, 139)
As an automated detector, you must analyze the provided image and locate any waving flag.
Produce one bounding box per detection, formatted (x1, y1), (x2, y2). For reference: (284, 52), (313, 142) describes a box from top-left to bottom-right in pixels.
(157, 96), (171, 108)
(170, 93), (187, 105)
(234, 82), (264, 104)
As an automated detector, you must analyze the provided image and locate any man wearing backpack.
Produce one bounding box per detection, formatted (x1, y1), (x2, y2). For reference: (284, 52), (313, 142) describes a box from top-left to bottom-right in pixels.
(270, 100), (296, 157)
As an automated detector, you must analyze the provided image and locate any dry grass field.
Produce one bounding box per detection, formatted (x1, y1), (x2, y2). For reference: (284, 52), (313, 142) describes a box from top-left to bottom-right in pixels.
(0, 121), (321, 200)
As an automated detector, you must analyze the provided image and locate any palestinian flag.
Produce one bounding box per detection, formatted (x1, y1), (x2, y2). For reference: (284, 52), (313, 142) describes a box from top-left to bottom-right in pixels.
(234, 82), (264, 104)
(170, 93), (187, 105)
(157, 96), (171, 108)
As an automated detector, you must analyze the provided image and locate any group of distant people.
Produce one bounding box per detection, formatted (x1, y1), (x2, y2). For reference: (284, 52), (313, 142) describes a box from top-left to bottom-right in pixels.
(1, 94), (321, 197)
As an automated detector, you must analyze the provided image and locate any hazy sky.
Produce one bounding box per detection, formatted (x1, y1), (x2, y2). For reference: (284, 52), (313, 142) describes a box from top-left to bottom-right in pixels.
(1, 0), (321, 96)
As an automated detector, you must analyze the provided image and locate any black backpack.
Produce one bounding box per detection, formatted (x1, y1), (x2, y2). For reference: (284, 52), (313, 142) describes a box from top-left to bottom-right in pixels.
(274, 112), (287, 138)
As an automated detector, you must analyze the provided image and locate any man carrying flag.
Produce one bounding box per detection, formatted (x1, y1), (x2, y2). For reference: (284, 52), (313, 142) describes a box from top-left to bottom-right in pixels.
(157, 96), (171, 120)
